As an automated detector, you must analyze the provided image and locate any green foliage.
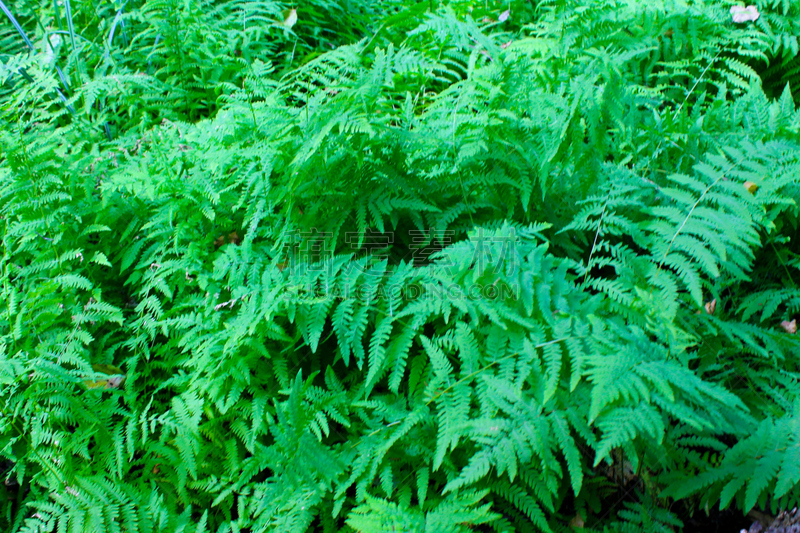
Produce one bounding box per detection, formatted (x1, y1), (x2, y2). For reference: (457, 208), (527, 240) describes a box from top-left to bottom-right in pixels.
(2, 0), (800, 531)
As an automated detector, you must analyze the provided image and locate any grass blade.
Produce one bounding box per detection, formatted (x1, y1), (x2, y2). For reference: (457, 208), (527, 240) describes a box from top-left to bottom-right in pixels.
(0, 0), (34, 51)
(108, 7), (125, 49)
(51, 0), (62, 30)
(55, 64), (71, 92)
(0, 0), (75, 115)
(63, 0), (77, 51)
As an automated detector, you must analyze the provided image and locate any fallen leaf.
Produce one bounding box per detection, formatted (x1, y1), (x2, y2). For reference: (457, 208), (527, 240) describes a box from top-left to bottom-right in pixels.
(92, 364), (123, 375)
(498, 9), (510, 22)
(83, 364), (126, 390)
(282, 8), (298, 29)
(781, 319), (797, 334)
(569, 513), (585, 530)
(214, 231), (241, 249)
(730, 5), (759, 23)
(743, 181), (759, 194)
(704, 298), (717, 315)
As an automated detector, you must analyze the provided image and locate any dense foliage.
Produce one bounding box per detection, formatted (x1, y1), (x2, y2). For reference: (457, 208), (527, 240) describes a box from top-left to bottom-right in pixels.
(2, 0), (800, 531)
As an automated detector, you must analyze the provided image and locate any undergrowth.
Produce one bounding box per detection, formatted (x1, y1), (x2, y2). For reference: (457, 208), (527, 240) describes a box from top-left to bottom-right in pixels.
(1, 0), (800, 531)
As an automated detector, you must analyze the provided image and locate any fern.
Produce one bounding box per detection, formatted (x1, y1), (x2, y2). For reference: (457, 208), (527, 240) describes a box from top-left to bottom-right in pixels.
(4, 0), (800, 531)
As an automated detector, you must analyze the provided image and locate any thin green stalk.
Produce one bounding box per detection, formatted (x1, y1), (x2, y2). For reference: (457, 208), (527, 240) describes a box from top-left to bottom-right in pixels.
(63, 0), (77, 51)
